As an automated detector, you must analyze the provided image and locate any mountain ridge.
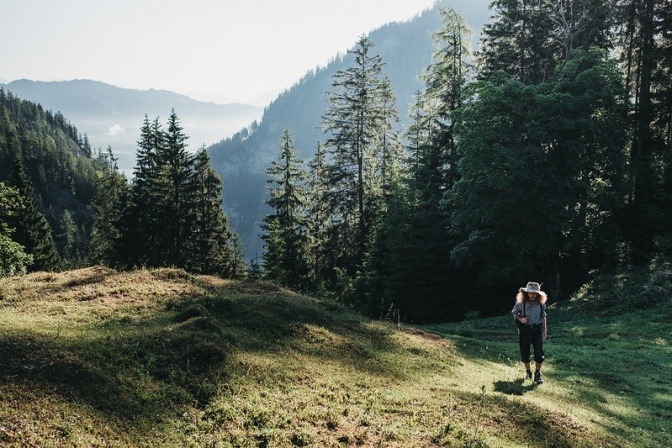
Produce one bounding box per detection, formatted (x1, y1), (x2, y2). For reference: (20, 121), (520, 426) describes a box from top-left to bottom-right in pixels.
(1, 79), (263, 169)
(1, 79), (259, 115)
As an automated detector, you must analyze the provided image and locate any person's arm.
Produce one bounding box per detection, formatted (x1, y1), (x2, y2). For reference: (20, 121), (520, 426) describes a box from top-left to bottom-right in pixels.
(542, 309), (548, 340)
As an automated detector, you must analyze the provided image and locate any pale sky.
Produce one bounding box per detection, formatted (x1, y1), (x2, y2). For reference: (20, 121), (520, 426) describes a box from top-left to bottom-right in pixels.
(0, 0), (436, 105)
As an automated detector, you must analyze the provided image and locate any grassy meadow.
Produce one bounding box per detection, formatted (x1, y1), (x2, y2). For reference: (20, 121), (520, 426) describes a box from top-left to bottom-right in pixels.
(0, 266), (670, 447)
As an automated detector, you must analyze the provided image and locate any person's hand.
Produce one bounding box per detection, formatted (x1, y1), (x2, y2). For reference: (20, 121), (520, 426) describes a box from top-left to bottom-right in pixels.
(519, 317), (528, 325)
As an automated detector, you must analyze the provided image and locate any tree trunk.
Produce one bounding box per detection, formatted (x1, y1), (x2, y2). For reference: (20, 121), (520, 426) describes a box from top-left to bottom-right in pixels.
(632, 0), (656, 263)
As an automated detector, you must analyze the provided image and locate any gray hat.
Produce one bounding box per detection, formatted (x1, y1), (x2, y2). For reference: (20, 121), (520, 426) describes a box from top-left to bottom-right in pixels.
(520, 282), (543, 293)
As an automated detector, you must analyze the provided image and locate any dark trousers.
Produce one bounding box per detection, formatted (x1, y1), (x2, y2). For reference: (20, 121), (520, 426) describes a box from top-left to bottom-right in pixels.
(519, 324), (544, 364)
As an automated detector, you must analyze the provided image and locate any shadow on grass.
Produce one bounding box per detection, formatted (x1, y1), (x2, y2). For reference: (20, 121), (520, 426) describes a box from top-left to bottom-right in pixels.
(493, 378), (538, 395)
(0, 279), (403, 428)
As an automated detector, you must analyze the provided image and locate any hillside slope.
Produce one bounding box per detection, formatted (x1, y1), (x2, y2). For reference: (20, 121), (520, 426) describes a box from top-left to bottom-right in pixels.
(1, 267), (669, 447)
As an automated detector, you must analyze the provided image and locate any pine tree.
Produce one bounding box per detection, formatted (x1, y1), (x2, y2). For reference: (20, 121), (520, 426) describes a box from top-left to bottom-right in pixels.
(228, 233), (246, 278)
(185, 147), (237, 276)
(480, 0), (614, 84)
(160, 110), (193, 267)
(90, 147), (129, 266)
(421, 5), (472, 188)
(321, 36), (399, 282)
(370, 6), (472, 321)
(118, 116), (164, 267)
(306, 142), (331, 287)
(116, 112), (243, 277)
(261, 129), (310, 290)
(56, 210), (77, 265)
(479, 0), (557, 84)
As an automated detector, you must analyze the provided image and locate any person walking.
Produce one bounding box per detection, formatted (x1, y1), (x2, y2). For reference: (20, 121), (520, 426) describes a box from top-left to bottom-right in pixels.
(512, 282), (548, 384)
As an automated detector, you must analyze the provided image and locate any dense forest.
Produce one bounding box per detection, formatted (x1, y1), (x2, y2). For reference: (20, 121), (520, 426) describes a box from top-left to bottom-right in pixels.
(259, 0), (672, 322)
(0, 92), (244, 279)
(2, 0), (670, 324)
(0, 89), (97, 273)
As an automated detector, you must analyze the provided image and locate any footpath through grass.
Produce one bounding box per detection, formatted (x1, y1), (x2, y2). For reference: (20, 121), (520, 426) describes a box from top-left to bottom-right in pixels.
(0, 266), (670, 447)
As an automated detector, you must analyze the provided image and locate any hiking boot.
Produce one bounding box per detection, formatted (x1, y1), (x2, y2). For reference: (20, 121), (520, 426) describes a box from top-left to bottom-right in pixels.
(534, 371), (543, 384)
(525, 370), (532, 380)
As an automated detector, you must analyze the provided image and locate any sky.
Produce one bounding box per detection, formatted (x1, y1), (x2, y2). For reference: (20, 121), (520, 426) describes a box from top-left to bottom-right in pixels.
(0, 0), (436, 106)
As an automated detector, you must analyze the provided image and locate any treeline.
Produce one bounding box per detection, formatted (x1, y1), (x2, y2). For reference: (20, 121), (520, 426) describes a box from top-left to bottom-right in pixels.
(261, 0), (672, 322)
(0, 91), (244, 279)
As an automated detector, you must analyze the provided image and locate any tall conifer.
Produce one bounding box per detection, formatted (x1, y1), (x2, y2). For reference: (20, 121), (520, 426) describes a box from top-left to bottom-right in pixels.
(262, 129), (310, 289)
(90, 147), (129, 266)
(371, 6), (472, 321)
(321, 36), (398, 283)
(185, 147), (237, 276)
(119, 116), (164, 267)
(617, 0), (669, 261)
(306, 142), (331, 287)
(479, 0), (557, 83)
(160, 110), (193, 267)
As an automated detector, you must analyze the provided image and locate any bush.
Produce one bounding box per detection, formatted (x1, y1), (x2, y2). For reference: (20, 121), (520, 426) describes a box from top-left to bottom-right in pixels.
(0, 232), (33, 277)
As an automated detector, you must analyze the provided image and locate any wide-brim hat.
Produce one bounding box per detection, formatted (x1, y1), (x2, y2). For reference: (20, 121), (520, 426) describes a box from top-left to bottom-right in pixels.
(520, 282), (543, 294)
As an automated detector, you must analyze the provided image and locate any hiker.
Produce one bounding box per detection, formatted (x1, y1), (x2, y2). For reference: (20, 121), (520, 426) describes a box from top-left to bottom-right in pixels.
(512, 282), (548, 384)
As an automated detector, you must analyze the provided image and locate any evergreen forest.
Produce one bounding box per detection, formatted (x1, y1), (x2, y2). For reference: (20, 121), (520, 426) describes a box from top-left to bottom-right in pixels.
(1, 0), (670, 324)
(259, 0), (672, 322)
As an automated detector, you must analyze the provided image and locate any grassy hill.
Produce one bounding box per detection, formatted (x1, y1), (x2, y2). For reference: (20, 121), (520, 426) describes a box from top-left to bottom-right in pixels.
(0, 266), (670, 447)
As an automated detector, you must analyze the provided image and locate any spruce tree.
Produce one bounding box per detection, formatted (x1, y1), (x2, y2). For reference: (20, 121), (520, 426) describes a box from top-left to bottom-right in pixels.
(185, 147), (237, 276)
(321, 36), (399, 283)
(261, 129), (310, 290)
(228, 233), (246, 278)
(479, 0), (557, 84)
(160, 110), (193, 267)
(90, 147), (130, 266)
(367, 6), (472, 321)
(117, 112), (243, 277)
(56, 210), (77, 265)
(119, 116), (164, 267)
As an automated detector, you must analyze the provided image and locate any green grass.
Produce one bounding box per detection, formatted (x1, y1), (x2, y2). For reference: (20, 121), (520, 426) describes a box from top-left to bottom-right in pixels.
(0, 266), (670, 447)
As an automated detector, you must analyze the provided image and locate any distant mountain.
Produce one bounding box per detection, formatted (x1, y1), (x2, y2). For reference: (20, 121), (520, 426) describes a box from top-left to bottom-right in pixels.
(1, 79), (263, 171)
(207, 0), (490, 261)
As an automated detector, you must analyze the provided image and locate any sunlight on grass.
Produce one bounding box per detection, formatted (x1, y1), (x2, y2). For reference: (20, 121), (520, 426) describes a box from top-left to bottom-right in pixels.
(1, 266), (670, 447)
